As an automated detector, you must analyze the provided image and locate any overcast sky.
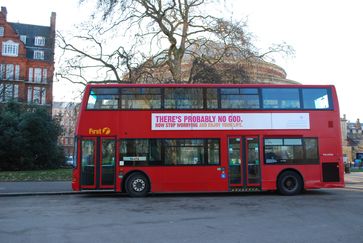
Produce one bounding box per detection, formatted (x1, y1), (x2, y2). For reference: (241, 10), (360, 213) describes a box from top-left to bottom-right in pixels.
(2, 0), (362, 121)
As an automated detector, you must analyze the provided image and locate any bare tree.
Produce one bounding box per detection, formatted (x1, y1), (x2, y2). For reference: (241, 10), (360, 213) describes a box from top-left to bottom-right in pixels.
(57, 0), (294, 84)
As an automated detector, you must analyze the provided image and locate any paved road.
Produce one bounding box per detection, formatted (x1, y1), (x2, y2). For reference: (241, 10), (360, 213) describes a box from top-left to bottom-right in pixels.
(0, 172), (362, 195)
(0, 188), (362, 243)
(0, 173), (362, 242)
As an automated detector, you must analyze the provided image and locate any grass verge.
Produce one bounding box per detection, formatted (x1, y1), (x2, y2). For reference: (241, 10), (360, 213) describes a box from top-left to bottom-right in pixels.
(0, 168), (72, 182)
(351, 168), (363, 172)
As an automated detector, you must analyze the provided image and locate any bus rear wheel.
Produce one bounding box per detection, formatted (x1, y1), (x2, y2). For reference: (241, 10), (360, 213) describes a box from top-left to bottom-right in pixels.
(125, 172), (150, 197)
(277, 171), (303, 196)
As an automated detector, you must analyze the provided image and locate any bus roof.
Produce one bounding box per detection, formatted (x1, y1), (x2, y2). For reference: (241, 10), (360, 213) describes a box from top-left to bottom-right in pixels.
(85, 83), (335, 89)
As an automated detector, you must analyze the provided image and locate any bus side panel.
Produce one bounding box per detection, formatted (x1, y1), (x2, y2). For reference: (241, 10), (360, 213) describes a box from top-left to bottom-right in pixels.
(122, 166), (228, 193)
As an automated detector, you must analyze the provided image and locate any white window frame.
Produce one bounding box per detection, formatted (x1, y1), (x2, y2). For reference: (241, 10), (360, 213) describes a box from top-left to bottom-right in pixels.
(0, 27), (4, 37)
(34, 36), (45, 46)
(33, 50), (44, 60)
(2, 40), (19, 57)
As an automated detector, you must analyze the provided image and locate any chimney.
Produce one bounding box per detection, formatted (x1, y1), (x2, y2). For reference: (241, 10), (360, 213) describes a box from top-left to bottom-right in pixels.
(49, 12), (56, 62)
(1, 6), (7, 20)
(356, 118), (361, 130)
(50, 12), (56, 32)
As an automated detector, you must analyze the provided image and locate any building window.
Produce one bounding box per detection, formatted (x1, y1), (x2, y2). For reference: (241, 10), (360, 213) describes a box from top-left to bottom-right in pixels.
(6, 64), (14, 80)
(28, 68), (33, 82)
(0, 64), (4, 79)
(27, 86), (46, 105)
(2, 40), (19, 57)
(0, 83), (18, 101)
(33, 50), (44, 60)
(34, 68), (42, 83)
(42, 69), (47, 83)
(0, 26), (4, 36)
(34, 36), (45, 46)
(15, 65), (20, 80)
(0, 64), (20, 80)
(20, 35), (27, 44)
(28, 67), (47, 83)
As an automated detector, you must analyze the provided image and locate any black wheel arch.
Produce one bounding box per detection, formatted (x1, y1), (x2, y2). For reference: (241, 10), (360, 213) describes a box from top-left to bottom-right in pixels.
(122, 170), (151, 193)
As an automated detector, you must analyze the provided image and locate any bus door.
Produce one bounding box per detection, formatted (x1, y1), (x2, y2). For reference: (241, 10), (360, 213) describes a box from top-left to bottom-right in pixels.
(80, 137), (116, 190)
(228, 136), (261, 191)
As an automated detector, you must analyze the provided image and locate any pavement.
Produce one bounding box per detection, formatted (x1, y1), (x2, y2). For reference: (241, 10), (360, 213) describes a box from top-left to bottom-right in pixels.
(0, 172), (362, 196)
(0, 181), (73, 196)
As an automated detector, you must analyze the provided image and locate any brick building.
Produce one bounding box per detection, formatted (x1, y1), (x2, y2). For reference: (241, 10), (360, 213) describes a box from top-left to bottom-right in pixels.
(0, 6), (55, 110)
(53, 102), (80, 157)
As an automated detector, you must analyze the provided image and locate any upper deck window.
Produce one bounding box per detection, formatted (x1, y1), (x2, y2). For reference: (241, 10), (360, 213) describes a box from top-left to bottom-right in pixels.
(87, 88), (119, 110)
(262, 88), (300, 109)
(206, 88), (218, 109)
(164, 88), (203, 109)
(121, 88), (161, 109)
(221, 88), (260, 109)
(302, 88), (332, 109)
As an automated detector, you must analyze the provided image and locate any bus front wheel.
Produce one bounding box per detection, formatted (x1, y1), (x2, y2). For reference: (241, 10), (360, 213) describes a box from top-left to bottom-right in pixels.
(277, 171), (303, 196)
(125, 172), (150, 197)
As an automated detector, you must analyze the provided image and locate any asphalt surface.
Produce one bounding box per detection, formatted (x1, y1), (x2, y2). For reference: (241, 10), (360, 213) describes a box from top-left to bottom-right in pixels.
(0, 172), (362, 195)
(1, 184), (363, 243)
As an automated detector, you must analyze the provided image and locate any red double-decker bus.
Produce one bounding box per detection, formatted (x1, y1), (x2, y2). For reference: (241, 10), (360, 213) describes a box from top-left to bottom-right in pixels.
(71, 83), (344, 196)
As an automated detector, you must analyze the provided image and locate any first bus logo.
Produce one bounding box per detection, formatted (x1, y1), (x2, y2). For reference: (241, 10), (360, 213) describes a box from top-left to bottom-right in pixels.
(88, 127), (111, 135)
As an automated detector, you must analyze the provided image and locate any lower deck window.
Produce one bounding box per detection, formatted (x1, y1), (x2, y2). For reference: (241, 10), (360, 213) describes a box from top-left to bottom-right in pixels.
(264, 138), (318, 164)
(120, 139), (220, 166)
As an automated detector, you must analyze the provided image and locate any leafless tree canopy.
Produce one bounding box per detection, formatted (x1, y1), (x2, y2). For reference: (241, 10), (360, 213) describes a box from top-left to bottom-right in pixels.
(57, 0), (294, 85)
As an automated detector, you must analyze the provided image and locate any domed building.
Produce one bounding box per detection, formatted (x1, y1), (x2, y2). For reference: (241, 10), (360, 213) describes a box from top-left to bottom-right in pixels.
(126, 43), (299, 85)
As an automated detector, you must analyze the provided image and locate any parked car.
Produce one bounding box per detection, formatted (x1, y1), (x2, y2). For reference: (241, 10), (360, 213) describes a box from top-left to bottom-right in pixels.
(65, 156), (74, 166)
